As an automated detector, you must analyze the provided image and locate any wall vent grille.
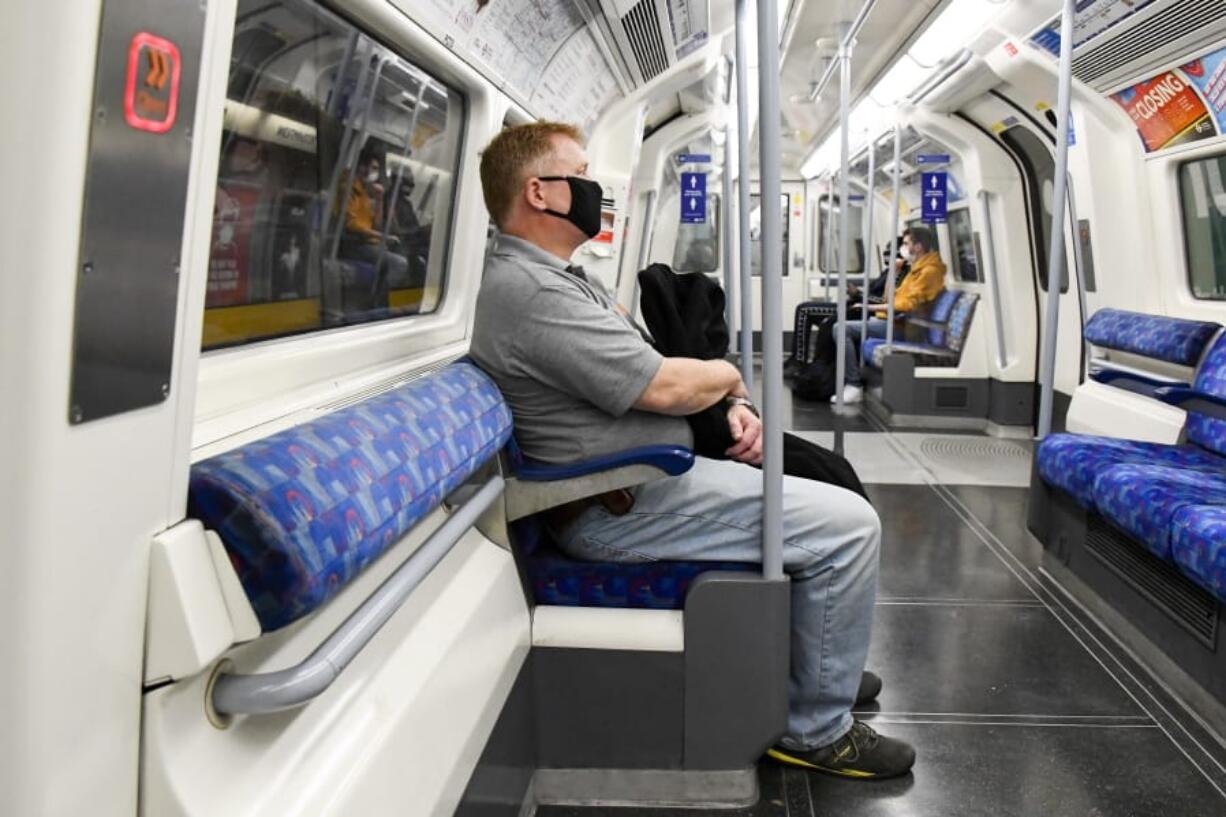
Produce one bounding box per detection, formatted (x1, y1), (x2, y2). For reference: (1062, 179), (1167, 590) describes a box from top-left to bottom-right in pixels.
(622, 0), (670, 82)
(1085, 516), (1218, 647)
(1073, 0), (1226, 86)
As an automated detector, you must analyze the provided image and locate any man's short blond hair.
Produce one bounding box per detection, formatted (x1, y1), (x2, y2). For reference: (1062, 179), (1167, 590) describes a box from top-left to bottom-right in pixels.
(480, 121), (584, 228)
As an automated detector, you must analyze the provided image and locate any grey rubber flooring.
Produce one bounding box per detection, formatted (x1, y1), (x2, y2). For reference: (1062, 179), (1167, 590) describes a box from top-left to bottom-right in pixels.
(538, 478), (1226, 816)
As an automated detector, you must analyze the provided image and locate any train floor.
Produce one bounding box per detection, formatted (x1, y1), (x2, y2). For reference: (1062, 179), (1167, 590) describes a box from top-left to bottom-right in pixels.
(538, 387), (1226, 817)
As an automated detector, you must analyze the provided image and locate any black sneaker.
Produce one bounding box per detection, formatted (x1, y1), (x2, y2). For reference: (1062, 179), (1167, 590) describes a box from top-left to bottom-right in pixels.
(855, 670), (882, 707)
(766, 721), (916, 779)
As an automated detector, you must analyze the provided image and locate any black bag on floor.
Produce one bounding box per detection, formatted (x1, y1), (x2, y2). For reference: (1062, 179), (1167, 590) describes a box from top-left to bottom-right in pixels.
(792, 358), (837, 402)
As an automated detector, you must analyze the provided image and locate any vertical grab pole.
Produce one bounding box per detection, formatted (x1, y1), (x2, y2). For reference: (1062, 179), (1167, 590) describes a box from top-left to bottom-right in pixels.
(823, 182), (834, 301)
(860, 132), (876, 338)
(735, 0), (755, 390)
(1037, 0), (1075, 440)
(722, 128), (737, 343)
(833, 37), (852, 407)
(756, 0), (784, 581)
(885, 123), (902, 351)
(631, 189), (659, 321)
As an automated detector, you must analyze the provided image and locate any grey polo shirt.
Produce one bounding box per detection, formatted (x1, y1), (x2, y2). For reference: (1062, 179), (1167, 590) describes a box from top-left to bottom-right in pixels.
(470, 233), (693, 464)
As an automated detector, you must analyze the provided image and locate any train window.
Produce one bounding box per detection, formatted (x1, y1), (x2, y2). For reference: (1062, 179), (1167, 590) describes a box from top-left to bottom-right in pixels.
(672, 193), (720, 273)
(202, 0), (463, 350)
(818, 196), (865, 274)
(750, 193), (790, 277)
(997, 126), (1068, 293)
(947, 209), (982, 283)
(1179, 154), (1226, 300)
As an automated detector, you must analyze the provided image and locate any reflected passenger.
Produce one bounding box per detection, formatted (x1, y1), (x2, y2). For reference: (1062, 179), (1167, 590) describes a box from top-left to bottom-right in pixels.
(339, 150), (411, 292)
(470, 122), (916, 780)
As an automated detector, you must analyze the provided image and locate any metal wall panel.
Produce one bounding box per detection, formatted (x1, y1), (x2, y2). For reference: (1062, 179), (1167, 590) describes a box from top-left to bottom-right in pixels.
(70, 0), (207, 423)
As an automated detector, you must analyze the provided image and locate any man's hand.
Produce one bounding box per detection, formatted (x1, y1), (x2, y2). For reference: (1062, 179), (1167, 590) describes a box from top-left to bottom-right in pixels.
(725, 404), (763, 465)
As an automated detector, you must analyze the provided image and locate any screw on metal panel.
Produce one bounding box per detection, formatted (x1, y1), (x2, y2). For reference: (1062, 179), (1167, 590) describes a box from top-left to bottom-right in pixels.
(95, 107), (106, 122)
(160, 383), (170, 399)
(185, 127), (192, 143)
(173, 261), (181, 276)
(82, 262), (94, 276)
(70, 405), (84, 424)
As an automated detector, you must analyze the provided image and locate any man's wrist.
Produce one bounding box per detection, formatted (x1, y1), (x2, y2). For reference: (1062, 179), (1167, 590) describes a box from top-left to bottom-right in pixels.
(725, 395), (759, 418)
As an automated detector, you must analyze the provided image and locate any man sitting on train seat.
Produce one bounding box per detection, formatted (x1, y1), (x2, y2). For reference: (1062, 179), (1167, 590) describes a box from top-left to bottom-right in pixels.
(784, 236), (910, 377)
(339, 149), (412, 294)
(470, 121), (916, 780)
(829, 226), (946, 405)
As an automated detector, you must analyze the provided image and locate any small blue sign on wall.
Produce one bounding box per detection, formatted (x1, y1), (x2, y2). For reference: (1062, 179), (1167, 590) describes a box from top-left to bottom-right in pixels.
(921, 171), (948, 224)
(681, 172), (707, 223)
(676, 153), (712, 164)
(915, 154), (951, 165)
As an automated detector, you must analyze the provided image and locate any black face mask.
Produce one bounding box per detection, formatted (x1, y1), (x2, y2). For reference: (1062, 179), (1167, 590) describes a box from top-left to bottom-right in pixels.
(538, 175), (603, 239)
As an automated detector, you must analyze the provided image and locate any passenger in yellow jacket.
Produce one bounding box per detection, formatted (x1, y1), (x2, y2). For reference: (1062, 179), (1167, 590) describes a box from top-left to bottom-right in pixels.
(835, 226), (946, 404)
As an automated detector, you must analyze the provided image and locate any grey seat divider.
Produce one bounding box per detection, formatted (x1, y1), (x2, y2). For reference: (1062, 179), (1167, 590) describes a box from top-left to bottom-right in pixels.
(211, 475), (505, 717)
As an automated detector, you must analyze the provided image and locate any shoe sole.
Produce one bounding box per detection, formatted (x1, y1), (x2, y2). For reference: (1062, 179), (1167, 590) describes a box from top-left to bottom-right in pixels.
(765, 748), (878, 779)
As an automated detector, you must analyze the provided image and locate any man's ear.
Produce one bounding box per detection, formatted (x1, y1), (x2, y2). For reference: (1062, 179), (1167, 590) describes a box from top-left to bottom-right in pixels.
(523, 177), (547, 213)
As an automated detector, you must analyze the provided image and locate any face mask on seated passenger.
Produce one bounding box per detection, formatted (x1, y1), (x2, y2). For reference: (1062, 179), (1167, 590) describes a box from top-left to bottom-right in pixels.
(538, 175), (603, 239)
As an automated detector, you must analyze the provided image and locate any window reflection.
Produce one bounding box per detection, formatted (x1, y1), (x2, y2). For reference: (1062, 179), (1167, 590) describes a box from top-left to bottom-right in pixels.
(204, 0), (462, 350)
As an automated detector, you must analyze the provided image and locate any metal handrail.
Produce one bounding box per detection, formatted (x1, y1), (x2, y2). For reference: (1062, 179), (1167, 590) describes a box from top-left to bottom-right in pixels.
(1037, 0), (1075, 439)
(807, 0), (881, 102)
(211, 475), (504, 716)
(834, 38), (853, 407)
(631, 189), (659, 322)
(756, 0), (785, 581)
(884, 124), (902, 351)
(978, 190), (1009, 370)
(735, 0), (755, 390)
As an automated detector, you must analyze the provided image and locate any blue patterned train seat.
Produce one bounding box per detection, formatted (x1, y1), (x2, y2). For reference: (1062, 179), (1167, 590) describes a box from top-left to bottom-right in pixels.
(1036, 435), (1226, 511)
(1083, 308), (1219, 367)
(1091, 464), (1226, 560)
(1037, 330), (1226, 566)
(1171, 506), (1226, 603)
(863, 291), (977, 370)
(189, 362), (514, 631)
(512, 518), (751, 609)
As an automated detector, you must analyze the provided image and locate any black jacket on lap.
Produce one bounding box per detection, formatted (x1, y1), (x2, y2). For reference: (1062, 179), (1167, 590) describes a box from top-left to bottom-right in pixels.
(636, 264), (868, 500)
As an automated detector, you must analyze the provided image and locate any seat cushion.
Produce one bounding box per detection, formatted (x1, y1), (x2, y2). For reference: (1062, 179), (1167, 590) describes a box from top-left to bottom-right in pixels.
(864, 340), (957, 370)
(1083, 308), (1219, 367)
(1171, 505), (1226, 603)
(527, 547), (752, 609)
(923, 289), (961, 345)
(944, 293), (978, 353)
(189, 362), (513, 631)
(1186, 331), (1226, 457)
(1091, 464), (1226, 560)
(1036, 433), (1226, 510)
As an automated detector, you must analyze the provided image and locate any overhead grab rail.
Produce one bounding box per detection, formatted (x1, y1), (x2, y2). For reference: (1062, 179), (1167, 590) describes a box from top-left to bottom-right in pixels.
(906, 48), (973, 105)
(210, 475), (504, 717)
(807, 0), (881, 102)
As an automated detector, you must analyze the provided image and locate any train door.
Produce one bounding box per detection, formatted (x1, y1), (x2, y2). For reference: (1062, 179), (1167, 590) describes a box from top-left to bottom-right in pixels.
(747, 182), (805, 344)
(961, 90), (1084, 426)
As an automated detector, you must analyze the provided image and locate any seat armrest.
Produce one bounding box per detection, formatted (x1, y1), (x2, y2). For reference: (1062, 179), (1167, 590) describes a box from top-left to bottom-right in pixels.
(502, 445), (695, 522)
(511, 445), (694, 481)
(1090, 366), (1187, 394)
(1153, 386), (1226, 421)
(901, 316), (943, 330)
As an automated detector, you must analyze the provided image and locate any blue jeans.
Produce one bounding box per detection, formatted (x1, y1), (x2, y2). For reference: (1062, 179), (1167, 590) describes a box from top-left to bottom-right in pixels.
(555, 456), (881, 749)
(836, 318), (890, 386)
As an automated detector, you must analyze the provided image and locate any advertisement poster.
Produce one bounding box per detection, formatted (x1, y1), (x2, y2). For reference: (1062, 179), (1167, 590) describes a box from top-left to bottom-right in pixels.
(1181, 47), (1226, 135)
(207, 182), (260, 308)
(1110, 44), (1226, 153)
